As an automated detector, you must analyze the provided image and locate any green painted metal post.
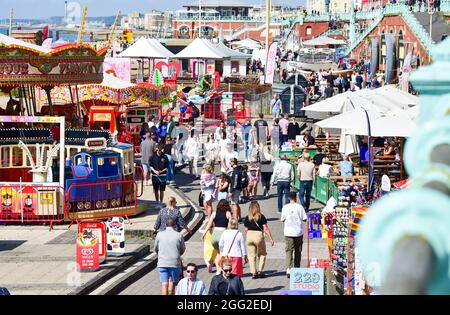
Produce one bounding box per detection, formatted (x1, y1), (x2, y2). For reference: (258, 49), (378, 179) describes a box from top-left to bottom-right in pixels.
(357, 38), (450, 294)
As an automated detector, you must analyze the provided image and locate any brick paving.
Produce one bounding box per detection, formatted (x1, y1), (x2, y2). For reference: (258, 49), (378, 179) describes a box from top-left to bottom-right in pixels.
(120, 164), (329, 295)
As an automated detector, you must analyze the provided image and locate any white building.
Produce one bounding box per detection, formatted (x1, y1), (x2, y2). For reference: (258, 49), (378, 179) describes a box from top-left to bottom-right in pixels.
(329, 0), (351, 14)
(306, 0), (327, 14)
(144, 11), (173, 37)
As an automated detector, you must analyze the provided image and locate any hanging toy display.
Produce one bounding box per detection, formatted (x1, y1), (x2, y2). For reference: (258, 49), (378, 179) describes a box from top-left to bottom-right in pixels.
(149, 68), (164, 87)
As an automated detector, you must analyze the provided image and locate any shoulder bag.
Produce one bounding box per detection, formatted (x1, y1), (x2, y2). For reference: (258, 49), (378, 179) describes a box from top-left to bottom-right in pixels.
(253, 218), (266, 238)
(219, 230), (239, 265)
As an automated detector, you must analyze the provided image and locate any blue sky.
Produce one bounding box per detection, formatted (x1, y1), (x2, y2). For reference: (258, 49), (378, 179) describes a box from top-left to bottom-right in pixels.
(0, 0), (307, 19)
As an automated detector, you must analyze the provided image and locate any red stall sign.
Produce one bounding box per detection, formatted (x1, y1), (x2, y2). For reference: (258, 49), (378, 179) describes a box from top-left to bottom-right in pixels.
(78, 221), (107, 264)
(76, 236), (99, 272)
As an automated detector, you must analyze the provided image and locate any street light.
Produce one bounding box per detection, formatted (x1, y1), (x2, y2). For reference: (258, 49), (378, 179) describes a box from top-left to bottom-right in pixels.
(428, 0), (433, 62)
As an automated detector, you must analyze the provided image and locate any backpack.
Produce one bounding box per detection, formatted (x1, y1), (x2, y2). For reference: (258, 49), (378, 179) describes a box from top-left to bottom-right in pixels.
(240, 168), (249, 189)
(159, 124), (167, 138)
(192, 105), (200, 118)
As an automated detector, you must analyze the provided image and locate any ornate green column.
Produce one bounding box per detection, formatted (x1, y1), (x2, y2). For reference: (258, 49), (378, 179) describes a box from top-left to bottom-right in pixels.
(357, 37), (450, 294)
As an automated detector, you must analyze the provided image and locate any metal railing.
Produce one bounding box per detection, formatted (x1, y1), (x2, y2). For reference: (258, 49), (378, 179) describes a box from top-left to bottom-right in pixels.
(175, 14), (284, 23)
(65, 180), (138, 222)
(0, 184), (65, 227)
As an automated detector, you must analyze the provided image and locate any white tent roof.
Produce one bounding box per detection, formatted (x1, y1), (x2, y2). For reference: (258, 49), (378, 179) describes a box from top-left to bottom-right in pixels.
(147, 38), (174, 58)
(303, 35), (346, 46)
(174, 38), (227, 59)
(232, 38), (262, 49)
(214, 41), (252, 59)
(0, 33), (51, 54)
(119, 37), (173, 58)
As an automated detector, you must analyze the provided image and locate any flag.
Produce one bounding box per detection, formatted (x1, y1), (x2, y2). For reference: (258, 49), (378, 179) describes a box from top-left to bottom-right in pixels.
(265, 41), (278, 84)
(43, 26), (49, 40)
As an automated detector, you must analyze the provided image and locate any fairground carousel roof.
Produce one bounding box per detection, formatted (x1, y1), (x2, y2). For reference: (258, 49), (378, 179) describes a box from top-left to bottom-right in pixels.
(39, 73), (171, 106)
(0, 34), (107, 89)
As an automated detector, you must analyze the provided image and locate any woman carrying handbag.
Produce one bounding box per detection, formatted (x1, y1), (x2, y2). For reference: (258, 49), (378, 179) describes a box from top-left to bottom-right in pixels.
(243, 201), (275, 279)
(219, 218), (248, 277)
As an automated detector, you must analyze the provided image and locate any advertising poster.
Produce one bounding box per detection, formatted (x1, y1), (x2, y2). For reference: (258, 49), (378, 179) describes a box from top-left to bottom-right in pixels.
(76, 232), (99, 272)
(103, 57), (131, 82)
(78, 221), (106, 263)
(106, 217), (126, 256)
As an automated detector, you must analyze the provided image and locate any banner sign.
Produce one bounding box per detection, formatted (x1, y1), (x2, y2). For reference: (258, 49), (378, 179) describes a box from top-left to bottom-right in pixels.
(289, 268), (324, 295)
(78, 221), (106, 265)
(103, 57), (131, 82)
(265, 41), (278, 84)
(76, 233), (100, 272)
(106, 217), (126, 256)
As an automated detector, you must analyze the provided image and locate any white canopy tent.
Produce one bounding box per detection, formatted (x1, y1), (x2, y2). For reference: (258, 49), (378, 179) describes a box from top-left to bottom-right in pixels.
(214, 41), (252, 59)
(232, 38), (263, 50)
(174, 38), (226, 59)
(302, 35), (347, 46)
(147, 38), (175, 58)
(118, 37), (173, 59)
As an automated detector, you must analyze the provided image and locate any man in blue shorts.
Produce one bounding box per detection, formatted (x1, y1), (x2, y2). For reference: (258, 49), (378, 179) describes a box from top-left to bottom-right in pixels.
(155, 218), (186, 295)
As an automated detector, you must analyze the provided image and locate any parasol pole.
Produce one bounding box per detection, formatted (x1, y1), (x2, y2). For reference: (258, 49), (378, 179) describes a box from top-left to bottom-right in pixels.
(77, 5), (88, 44)
(9, 8), (13, 36)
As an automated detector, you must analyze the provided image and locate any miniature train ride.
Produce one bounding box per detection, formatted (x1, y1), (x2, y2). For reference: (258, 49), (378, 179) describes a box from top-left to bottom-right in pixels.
(0, 116), (141, 226)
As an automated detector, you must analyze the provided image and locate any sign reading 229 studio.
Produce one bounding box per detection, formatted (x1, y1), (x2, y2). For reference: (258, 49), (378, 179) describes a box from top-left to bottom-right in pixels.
(290, 268), (324, 295)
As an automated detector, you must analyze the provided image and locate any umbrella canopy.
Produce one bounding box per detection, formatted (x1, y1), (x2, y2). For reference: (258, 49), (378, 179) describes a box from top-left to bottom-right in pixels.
(304, 91), (355, 113)
(317, 105), (418, 137)
(302, 36), (346, 46)
(119, 37), (172, 58)
(174, 38), (226, 59)
(305, 85), (418, 113)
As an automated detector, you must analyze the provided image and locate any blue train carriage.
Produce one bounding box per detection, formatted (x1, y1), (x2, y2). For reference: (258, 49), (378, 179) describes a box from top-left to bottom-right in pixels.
(64, 136), (137, 220)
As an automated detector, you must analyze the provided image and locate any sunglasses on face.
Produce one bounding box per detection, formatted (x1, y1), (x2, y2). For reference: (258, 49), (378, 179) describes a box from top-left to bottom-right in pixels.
(186, 270), (196, 274)
(222, 269), (232, 273)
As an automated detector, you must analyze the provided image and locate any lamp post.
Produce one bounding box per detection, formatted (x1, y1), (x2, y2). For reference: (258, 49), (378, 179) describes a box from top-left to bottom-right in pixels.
(428, 0), (433, 62)
(198, 0), (202, 38)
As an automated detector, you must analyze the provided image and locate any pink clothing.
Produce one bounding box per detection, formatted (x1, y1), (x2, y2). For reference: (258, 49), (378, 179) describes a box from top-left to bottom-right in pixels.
(279, 118), (289, 135)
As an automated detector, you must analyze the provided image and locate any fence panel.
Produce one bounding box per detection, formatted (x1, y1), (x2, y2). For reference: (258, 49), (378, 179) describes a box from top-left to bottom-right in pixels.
(65, 180), (138, 221)
(0, 184), (64, 224)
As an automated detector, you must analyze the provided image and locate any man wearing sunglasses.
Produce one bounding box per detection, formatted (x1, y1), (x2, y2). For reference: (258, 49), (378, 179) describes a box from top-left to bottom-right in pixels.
(208, 257), (245, 295)
(175, 263), (206, 295)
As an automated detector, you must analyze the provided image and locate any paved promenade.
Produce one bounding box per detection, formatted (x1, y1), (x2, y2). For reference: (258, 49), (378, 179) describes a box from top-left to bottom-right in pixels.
(0, 184), (188, 295)
(120, 168), (329, 295)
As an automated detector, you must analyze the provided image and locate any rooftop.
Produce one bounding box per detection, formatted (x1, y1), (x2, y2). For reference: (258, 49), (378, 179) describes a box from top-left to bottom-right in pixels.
(183, 0), (255, 8)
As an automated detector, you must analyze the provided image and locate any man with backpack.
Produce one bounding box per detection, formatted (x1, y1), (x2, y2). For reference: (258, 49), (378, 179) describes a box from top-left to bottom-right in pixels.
(230, 158), (244, 221)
